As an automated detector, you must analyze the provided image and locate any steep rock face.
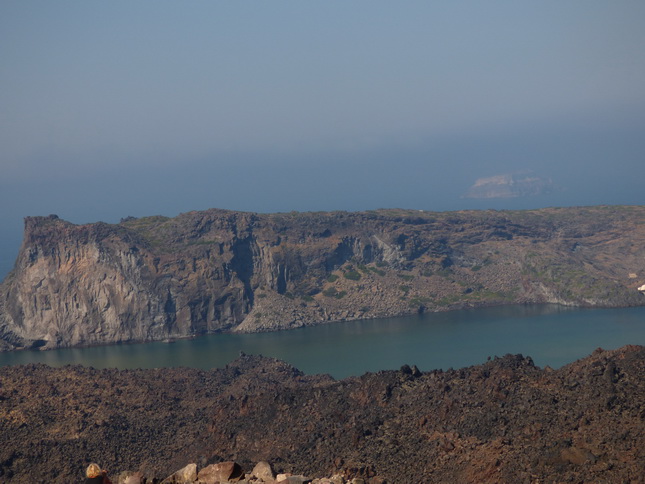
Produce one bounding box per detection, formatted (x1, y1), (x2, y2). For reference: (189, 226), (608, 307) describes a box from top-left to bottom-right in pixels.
(1, 216), (176, 349)
(1, 206), (645, 350)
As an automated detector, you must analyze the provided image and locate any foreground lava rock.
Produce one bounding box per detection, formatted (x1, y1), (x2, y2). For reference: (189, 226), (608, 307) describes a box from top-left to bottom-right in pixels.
(2, 206), (645, 350)
(0, 346), (643, 482)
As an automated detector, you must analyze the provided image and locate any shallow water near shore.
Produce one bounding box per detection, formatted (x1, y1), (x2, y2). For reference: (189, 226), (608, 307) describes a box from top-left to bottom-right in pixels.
(1, 304), (644, 378)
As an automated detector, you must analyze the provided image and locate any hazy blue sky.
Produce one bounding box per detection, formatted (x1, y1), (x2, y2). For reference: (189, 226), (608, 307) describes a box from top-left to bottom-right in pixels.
(2, 1), (645, 276)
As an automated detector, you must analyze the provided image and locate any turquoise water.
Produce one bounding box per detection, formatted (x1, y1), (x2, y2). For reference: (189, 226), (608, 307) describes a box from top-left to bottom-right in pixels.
(1, 304), (644, 379)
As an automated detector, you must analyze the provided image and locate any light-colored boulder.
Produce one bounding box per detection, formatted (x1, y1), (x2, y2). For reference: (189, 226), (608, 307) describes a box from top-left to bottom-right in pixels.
(161, 463), (197, 483)
(251, 461), (275, 481)
(276, 475), (310, 484)
(198, 461), (244, 483)
(115, 471), (144, 484)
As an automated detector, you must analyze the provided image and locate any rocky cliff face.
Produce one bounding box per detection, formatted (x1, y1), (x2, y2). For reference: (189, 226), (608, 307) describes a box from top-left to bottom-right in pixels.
(1, 206), (644, 350)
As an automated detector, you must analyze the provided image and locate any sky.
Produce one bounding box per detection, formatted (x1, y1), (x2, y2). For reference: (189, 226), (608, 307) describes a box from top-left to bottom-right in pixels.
(1, 1), (645, 277)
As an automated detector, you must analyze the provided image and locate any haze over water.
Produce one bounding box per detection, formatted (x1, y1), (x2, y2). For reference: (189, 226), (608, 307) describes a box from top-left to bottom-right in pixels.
(2, 304), (643, 379)
(2, 3), (645, 280)
(1, 4), (643, 374)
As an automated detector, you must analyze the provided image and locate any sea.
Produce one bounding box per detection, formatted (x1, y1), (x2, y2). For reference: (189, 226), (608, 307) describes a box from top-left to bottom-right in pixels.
(1, 304), (644, 379)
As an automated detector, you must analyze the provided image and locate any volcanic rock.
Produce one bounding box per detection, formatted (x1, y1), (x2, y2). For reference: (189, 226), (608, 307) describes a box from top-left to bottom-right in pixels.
(0, 347), (643, 482)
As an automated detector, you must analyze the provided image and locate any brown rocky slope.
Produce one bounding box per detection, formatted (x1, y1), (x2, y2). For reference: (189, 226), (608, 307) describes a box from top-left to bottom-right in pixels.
(1, 205), (645, 350)
(0, 346), (643, 482)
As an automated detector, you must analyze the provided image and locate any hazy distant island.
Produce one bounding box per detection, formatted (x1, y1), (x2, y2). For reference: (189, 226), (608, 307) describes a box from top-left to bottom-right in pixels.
(463, 171), (557, 199)
(1, 205), (644, 352)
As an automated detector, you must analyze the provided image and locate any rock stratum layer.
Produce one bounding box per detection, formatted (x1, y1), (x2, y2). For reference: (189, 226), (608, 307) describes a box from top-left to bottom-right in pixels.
(1, 205), (645, 350)
(0, 346), (644, 482)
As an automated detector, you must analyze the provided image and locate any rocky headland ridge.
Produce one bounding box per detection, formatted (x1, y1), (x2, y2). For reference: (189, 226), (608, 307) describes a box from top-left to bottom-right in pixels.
(1, 205), (645, 350)
(0, 346), (643, 482)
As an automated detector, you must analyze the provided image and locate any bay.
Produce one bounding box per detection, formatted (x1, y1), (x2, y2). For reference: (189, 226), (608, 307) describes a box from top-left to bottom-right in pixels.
(0, 304), (644, 379)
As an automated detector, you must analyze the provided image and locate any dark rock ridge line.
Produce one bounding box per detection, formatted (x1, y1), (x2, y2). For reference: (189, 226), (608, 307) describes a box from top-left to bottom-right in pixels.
(1, 206), (645, 350)
(0, 346), (643, 482)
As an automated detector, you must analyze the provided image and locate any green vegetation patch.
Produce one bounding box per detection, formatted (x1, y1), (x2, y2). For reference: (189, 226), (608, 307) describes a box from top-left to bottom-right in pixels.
(436, 289), (508, 307)
(322, 287), (347, 299)
(327, 274), (339, 283)
(343, 270), (362, 281)
(409, 296), (433, 307)
(369, 267), (386, 276)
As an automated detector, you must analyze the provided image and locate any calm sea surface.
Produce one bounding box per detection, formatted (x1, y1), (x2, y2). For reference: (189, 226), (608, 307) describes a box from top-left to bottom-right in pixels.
(1, 304), (644, 379)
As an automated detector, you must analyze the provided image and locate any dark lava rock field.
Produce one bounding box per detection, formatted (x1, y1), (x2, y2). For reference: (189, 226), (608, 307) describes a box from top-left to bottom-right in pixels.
(1, 346), (644, 483)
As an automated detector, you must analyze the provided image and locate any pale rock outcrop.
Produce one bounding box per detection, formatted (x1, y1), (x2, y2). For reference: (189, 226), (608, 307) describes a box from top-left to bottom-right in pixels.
(251, 461), (275, 482)
(115, 470), (144, 484)
(276, 474), (310, 484)
(197, 461), (244, 483)
(161, 463), (197, 483)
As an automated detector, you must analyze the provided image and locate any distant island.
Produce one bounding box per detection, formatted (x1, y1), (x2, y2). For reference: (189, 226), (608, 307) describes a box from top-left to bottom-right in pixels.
(1, 205), (644, 351)
(463, 171), (556, 199)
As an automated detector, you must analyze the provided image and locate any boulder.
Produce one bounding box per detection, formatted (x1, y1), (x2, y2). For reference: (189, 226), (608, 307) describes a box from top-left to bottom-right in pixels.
(251, 461), (275, 481)
(115, 471), (144, 484)
(161, 463), (197, 483)
(198, 461), (244, 483)
(276, 474), (311, 483)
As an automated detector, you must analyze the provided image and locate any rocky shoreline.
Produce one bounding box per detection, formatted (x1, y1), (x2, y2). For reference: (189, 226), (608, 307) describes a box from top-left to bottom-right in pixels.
(1, 346), (643, 483)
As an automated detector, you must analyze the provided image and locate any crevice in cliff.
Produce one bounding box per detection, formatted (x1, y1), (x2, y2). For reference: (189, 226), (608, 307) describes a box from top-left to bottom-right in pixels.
(164, 289), (177, 326)
(231, 236), (255, 308)
(325, 237), (363, 271)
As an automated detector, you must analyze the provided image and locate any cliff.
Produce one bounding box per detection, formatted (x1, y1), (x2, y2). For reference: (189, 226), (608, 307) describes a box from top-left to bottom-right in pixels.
(1, 206), (645, 350)
(0, 346), (643, 482)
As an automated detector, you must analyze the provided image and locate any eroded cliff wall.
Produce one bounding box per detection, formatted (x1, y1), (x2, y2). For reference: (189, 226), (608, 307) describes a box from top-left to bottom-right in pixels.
(1, 206), (644, 350)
